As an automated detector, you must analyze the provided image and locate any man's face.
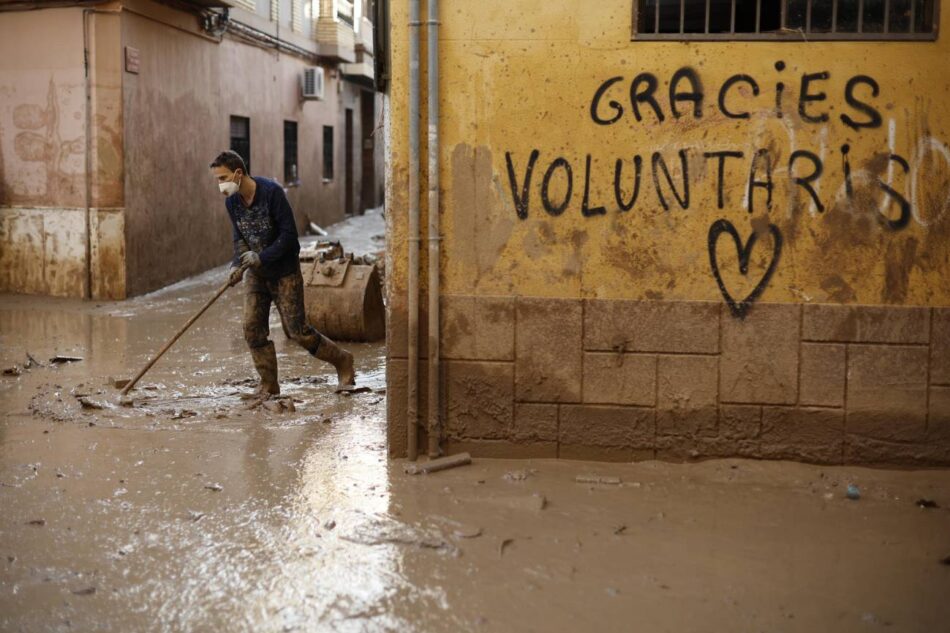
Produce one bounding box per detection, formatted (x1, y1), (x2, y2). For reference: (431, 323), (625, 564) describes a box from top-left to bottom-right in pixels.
(211, 165), (242, 195)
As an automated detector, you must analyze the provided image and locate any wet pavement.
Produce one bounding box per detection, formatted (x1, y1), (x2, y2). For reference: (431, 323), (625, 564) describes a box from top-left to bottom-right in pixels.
(3, 259), (950, 631)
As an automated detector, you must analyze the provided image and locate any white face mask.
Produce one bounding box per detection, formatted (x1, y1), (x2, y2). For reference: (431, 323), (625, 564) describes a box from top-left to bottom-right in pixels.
(219, 173), (241, 195)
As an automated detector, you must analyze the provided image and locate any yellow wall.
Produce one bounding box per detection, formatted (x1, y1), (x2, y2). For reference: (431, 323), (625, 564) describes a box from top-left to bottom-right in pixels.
(387, 0), (950, 311)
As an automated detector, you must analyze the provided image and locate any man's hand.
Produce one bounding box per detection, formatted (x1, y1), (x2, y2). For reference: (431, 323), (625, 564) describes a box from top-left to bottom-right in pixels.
(240, 251), (262, 269)
(228, 266), (245, 287)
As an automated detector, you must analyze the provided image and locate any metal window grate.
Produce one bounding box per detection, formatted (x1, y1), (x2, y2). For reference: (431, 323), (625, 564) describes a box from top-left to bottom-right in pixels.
(634, 0), (939, 39)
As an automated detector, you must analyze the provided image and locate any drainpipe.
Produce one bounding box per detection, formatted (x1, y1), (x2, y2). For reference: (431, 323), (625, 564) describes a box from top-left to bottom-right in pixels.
(82, 7), (122, 299)
(425, 0), (440, 457)
(82, 5), (123, 301)
(83, 9), (93, 300)
(81, 7), (111, 301)
(407, 0), (421, 461)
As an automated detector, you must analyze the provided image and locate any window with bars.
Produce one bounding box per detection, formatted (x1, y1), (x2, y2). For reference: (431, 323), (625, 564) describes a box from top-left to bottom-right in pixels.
(284, 121), (299, 184)
(634, 0), (939, 39)
(230, 116), (251, 174)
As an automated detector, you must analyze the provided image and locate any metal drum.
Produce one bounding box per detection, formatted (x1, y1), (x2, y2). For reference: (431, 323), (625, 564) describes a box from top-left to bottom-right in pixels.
(302, 252), (385, 342)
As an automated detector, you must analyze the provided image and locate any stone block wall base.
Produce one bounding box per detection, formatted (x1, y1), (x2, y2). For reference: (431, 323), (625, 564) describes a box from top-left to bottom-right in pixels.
(387, 297), (950, 468)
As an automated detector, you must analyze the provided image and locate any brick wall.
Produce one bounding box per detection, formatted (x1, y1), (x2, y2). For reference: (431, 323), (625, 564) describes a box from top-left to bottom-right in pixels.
(387, 297), (950, 466)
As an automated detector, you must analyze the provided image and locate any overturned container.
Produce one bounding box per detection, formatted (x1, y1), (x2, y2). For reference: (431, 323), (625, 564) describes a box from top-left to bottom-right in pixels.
(300, 243), (386, 342)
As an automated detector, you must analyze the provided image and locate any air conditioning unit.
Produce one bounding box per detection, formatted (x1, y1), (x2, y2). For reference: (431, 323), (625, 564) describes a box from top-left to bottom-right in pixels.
(302, 67), (325, 100)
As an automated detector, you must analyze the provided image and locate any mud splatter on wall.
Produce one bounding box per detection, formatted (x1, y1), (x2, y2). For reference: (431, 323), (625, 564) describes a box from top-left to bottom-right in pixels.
(10, 79), (85, 207)
(0, 8), (91, 298)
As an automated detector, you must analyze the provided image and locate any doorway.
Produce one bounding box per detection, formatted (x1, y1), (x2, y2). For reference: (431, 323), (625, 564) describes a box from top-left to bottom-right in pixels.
(345, 108), (355, 215)
(360, 93), (377, 210)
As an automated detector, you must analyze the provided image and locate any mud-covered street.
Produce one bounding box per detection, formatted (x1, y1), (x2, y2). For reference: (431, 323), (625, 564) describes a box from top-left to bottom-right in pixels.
(3, 0), (950, 630)
(1, 266), (948, 632)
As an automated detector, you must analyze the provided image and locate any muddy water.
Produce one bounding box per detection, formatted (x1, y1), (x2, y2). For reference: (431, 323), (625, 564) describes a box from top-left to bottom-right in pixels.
(2, 269), (950, 632)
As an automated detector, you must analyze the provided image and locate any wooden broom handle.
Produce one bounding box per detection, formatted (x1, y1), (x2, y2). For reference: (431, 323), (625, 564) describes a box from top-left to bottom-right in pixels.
(120, 273), (239, 396)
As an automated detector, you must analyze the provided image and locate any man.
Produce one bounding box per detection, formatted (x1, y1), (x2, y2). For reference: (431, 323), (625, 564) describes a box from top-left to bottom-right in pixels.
(210, 150), (355, 398)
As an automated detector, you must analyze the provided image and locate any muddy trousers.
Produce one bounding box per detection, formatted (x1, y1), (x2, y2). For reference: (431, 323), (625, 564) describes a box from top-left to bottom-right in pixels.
(244, 268), (323, 358)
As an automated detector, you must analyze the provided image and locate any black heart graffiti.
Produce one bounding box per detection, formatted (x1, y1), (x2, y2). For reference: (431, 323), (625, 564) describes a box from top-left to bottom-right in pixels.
(707, 219), (783, 319)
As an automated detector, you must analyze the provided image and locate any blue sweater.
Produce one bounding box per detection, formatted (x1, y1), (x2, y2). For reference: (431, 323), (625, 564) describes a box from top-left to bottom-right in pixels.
(226, 177), (300, 280)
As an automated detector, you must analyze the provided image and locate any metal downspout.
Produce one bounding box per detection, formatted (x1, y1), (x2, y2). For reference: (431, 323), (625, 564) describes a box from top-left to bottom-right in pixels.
(82, 9), (94, 300)
(82, 5), (123, 300)
(425, 0), (440, 457)
(407, 0), (421, 461)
